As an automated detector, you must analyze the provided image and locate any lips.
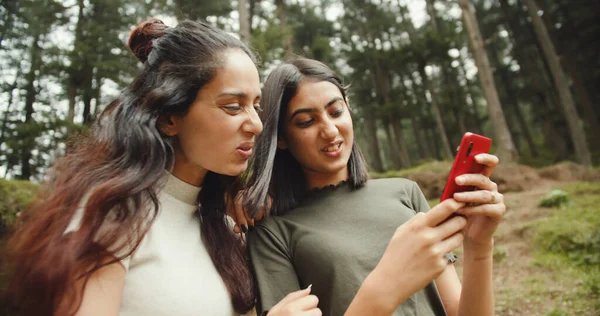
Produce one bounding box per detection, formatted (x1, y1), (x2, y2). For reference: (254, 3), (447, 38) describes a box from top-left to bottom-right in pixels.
(237, 141), (254, 159)
(321, 140), (343, 158)
(321, 141), (343, 152)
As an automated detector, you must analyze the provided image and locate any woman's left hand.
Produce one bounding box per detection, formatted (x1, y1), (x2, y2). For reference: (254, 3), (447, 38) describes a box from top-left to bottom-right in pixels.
(225, 191), (269, 235)
(452, 153), (506, 251)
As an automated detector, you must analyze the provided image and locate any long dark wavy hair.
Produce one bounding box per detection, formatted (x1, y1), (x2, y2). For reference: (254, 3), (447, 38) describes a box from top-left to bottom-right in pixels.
(4, 19), (257, 315)
(244, 58), (369, 216)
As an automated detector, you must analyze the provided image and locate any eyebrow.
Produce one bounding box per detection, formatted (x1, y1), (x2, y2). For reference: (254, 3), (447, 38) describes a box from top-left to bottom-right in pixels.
(217, 91), (261, 100)
(289, 96), (343, 121)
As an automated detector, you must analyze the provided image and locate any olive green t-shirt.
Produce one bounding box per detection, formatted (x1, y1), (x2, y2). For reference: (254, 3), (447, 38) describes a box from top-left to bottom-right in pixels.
(248, 178), (448, 316)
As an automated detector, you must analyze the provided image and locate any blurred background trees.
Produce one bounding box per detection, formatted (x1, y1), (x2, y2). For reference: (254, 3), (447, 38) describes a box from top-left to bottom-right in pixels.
(1, 0), (599, 181)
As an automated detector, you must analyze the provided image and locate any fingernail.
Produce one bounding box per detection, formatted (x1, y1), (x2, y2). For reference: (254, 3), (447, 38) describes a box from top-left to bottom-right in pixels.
(241, 224), (248, 233)
(306, 284), (313, 290)
(456, 176), (465, 184)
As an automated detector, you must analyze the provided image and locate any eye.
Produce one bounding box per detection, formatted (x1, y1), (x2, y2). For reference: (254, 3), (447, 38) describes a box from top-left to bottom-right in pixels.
(296, 119), (314, 128)
(222, 104), (242, 114)
(254, 104), (263, 113)
(330, 108), (344, 117)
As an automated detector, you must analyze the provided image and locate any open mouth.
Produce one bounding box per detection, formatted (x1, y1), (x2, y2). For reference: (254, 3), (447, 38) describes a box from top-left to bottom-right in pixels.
(321, 141), (343, 153)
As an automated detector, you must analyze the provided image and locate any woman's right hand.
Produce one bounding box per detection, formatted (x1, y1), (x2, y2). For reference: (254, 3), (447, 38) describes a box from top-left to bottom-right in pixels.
(267, 286), (322, 316)
(349, 199), (466, 314)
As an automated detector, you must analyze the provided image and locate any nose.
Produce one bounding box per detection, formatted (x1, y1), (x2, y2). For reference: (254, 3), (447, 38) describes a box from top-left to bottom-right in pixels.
(320, 117), (338, 140)
(242, 106), (263, 136)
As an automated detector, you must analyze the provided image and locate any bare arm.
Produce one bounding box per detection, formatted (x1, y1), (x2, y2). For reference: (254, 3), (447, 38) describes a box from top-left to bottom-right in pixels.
(457, 242), (494, 316)
(345, 199), (467, 315)
(434, 264), (462, 316)
(56, 260), (126, 316)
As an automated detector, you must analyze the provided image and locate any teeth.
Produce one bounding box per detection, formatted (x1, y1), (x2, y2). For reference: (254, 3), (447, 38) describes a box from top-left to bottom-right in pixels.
(323, 143), (341, 152)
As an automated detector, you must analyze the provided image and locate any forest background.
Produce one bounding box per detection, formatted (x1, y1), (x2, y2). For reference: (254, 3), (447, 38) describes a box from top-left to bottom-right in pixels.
(1, 0), (599, 314)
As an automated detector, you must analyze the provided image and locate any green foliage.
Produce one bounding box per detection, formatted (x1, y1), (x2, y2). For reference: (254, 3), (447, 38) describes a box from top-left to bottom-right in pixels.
(370, 160), (452, 179)
(493, 246), (508, 263)
(533, 182), (600, 305)
(0, 179), (39, 235)
(538, 189), (570, 208)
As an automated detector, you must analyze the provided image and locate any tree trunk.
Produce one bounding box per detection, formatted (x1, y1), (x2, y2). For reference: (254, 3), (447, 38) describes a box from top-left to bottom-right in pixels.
(418, 64), (453, 160)
(459, 0), (518, 164)
(363, 108), (385, 172)
(0, 69), (19, 148)
(174, 0), (185, 21)
(238, 0), (251, 43)
(92, 74), (102, 118)
(274, 0), (293, 57)
(383, 118), (403, 170)
(564, 57), (600, 151)
(487, 41), (538, 157)
(523, 0), (592, 166)
(67, 0), (85, 123)
(20, 33), (42, 180)
(81, 64), (94, 124)
(457, 58), (483, 134)
(390, 114), (411, 168)
(411, 116), (429, 160)
(425, 0), (439, 31)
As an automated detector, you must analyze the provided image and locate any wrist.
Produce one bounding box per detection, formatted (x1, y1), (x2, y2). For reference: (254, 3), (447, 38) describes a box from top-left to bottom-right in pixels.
(350, 272), (397, 315)
(463, 238), (494, 260)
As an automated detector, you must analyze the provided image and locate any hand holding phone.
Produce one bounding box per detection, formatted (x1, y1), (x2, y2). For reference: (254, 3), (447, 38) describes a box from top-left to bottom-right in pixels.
(440, 132), (492, 202)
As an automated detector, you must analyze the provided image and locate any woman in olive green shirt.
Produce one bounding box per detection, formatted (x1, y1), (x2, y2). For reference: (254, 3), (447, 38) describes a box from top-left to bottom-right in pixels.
(243, 58), (506, 316)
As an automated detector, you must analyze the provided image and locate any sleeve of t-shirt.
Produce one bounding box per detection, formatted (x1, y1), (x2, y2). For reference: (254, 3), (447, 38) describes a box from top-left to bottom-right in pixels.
(409, 180), (458, 263)
(248, 224), (301, 315)
(409, 180), (432, 214)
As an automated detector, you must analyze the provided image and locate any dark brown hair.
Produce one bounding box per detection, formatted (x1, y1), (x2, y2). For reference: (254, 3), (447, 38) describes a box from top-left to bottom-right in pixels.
(244, 57), (369, 216)
(5, 18), (257, 315)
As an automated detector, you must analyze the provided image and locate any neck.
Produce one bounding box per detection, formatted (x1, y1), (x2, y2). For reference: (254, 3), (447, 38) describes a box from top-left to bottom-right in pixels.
(304, 167), (349, 190)
(171, 151), (208, 186)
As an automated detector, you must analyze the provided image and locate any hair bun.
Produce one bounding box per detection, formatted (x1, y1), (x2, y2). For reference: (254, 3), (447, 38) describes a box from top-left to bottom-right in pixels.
(128, 18), (168, 63)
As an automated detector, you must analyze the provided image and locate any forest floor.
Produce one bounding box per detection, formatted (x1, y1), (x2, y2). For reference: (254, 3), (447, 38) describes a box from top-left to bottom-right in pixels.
(453, 178), (599, 316)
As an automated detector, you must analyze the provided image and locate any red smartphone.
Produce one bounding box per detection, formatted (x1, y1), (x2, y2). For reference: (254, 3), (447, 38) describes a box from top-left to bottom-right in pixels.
(440, 132), (492, 202)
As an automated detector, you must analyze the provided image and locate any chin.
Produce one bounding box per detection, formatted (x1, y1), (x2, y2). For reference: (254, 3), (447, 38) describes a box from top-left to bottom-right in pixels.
(219, 162), (248, 177)
(320, 162), (348, 174)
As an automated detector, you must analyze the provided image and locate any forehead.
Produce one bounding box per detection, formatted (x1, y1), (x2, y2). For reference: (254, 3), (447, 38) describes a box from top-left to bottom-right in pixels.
(288, 80), (343, 111)
(205, 49), (260, 94)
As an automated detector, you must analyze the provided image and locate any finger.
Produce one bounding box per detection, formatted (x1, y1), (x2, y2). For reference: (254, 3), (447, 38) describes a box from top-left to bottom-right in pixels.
(273, 286), (312, 307)
(455, 173), (497, 191)
(234, 201), (249, 233)
(474, 153), (499, 177)
(287, 294), (319, 311)
(434, 215), (467, 240)
(454, 190), (503, 205)
(305, 308), (323, 316)
(438, 231), (465, 254)
(455, 203), (507, 223)
(425, 199), (465, 226)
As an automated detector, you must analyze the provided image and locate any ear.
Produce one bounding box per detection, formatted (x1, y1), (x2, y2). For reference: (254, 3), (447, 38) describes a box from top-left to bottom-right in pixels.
(158, 115), (178, 136)
(277, 138), (288, 150)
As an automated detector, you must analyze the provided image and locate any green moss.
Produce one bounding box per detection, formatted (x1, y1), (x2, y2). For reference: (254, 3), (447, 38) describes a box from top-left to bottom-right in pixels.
(493, 246), (508, 262)
(0, 179), (40, 234)
(370, 160), (452, 179)
(532, 182), (600, 310)
(538, 189), (570, 208)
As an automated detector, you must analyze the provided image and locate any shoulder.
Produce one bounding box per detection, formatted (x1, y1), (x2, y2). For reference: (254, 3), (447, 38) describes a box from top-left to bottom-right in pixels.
(364, 177), (419, 196)
(366, 177), (416, 188)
